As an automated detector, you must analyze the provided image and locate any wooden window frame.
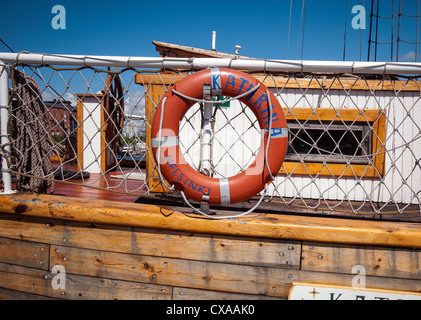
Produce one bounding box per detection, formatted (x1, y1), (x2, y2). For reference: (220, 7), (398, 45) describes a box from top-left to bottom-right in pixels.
(279, 108), (387, 178)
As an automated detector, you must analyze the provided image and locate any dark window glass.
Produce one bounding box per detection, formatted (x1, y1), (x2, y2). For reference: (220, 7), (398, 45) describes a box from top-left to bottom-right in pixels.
(285, 121), (372, 164)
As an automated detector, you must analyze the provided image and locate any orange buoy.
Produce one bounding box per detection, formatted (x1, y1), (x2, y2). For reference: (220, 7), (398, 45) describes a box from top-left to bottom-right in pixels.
(151, 68), (288, 205)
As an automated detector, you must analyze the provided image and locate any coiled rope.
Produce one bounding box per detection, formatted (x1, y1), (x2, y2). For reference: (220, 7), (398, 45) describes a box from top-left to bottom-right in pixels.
(11, 69), (63, 193)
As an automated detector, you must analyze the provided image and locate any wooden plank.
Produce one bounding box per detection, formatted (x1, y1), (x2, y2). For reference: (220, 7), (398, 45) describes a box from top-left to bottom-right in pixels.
(49, 244), (421, 298)
(2, 254), (420, 300)
(58, 273), (172, 300)
(49, 244), (290, 297)
(284, 107), (381, 122)
(0, 287), (56, 300)
(135, 73), (421, 92)
(0, 261), (171, 300)
(280, 162), (379, 178)
(0, 262), (56, 298)
(100, 100), (107, 173)
(0, 213), (300, 268)
(1, 238), (420, 299)
(50, 169), (142, 203)
(2, 192), (421, 249)
(370, 111), (387, 177)
(0, 237), (49, 270)
(144, 84), (170, 193)
(302, 242), (421, 280)
(152, 40), (245, 59)
(76, 99), (84, 172)
(172, 287), (283, 300)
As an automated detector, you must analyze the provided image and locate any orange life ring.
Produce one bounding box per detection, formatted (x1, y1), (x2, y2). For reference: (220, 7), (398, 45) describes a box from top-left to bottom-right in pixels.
(151, 68), (288, 205)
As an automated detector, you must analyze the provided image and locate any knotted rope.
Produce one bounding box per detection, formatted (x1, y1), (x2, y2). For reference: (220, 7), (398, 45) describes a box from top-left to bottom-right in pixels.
(12, 69), (59, 193)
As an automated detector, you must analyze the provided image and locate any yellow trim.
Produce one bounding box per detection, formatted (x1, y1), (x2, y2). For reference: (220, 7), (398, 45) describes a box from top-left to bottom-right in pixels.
(282, 108), (386, 178)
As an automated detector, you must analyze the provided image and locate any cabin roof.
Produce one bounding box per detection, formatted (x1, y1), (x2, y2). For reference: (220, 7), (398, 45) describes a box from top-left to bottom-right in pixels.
(152, 40), (251, 59)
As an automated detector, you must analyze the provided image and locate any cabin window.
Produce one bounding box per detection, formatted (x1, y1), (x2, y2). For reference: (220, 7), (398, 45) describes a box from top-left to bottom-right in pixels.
(285, 121), (371, 165)
(279, 108), (386, 178)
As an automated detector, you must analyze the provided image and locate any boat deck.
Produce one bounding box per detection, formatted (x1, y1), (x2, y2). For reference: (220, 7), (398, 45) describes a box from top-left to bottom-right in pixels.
(6, 162), (144, 203)
(51, 172), (142, 203)
(1, 162), (421, 223)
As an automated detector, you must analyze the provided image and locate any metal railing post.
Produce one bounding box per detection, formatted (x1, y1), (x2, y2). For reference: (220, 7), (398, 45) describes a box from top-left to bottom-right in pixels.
(200, 84), (214, 214)
(0, 61), (14, 194)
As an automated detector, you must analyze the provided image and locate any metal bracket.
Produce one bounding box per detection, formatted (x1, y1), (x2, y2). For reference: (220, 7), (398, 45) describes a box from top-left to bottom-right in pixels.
(0, 189), (17, 195)
(199, 84), (215, 215)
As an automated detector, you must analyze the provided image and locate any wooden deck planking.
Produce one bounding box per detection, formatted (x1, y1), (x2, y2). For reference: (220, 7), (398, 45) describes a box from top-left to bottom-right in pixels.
(3, 162), (145, 203)
(51, 177), (142, 203)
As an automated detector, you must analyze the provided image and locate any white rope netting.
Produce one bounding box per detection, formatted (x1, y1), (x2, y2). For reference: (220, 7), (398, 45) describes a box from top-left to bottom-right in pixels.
(1, 55), (420, 215)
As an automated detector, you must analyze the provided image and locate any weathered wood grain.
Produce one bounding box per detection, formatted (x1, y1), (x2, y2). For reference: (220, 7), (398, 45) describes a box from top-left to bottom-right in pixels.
(302, 242), (421, 280)
(0, 237), (49, 270)
(1, 192), (421, 249)
(49, 244), (291, 297)
(49, 244), (421, 298)
(172, 287), (283, 300)
(135, 73), (421, 92)
(0, 213), (300, 268)
(0, 261), (171, 300)
(0, 287), (56, 300)
(144, 84), (169, 192)
(0, 262), (54, 297)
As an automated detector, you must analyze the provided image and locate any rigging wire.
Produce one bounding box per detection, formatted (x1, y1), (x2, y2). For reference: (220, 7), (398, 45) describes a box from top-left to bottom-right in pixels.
(368, 0), (374, 61)
(397, 0), (402, 61)
(286, 0), (293, 59)
(416, 0), (420, 62)
(374, 0), (380, 61)
(360, 0), (365, 61)
(368, 0), (420, 62)
(301, 0), (307, 60)
(295, 0), (306, 59)
(343, 0), (348, 61)
(0, 38), (14, 53)
(391, 0), (394, 61)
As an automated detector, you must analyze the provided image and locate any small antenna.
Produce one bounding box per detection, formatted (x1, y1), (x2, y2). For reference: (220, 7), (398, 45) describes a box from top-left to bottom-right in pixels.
(212, 31), (216, 51)
(235, 45), (242, 56)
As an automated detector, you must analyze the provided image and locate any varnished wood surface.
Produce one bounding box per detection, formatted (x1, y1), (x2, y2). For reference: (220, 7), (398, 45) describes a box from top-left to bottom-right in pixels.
(1, 212), (421, 299)
(5, 162), (143, 203)
(135, 72), (421, 92)
(1, 192), (421, 249)
(50, 173), (141, 203)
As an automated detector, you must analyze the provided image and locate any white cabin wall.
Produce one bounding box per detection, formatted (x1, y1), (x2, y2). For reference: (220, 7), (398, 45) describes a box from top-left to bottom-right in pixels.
(80, 96), (103, 174)
(179, 86), (420, 205)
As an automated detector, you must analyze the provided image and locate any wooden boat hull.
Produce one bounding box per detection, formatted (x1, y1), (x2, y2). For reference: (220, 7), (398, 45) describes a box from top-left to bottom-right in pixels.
(0, 192), (420, 300)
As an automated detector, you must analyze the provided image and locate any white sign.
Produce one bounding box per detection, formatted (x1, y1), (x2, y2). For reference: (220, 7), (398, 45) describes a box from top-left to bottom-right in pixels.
(288, 283), (421, 300)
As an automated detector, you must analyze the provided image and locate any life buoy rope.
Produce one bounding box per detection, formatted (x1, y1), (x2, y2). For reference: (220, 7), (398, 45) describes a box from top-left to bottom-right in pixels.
(155, 96), (175, 192)
(181, 87), (276, 219)
(151, 68), (288, 207)
(171, 82), (260, 104)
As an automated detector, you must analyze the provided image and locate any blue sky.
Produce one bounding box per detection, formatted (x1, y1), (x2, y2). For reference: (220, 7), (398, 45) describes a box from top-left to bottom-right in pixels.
(1, 0), (420, 62)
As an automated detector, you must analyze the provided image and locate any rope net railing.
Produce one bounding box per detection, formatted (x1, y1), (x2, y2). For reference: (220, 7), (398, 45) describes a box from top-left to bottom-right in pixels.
(1, 55), (421, 215)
